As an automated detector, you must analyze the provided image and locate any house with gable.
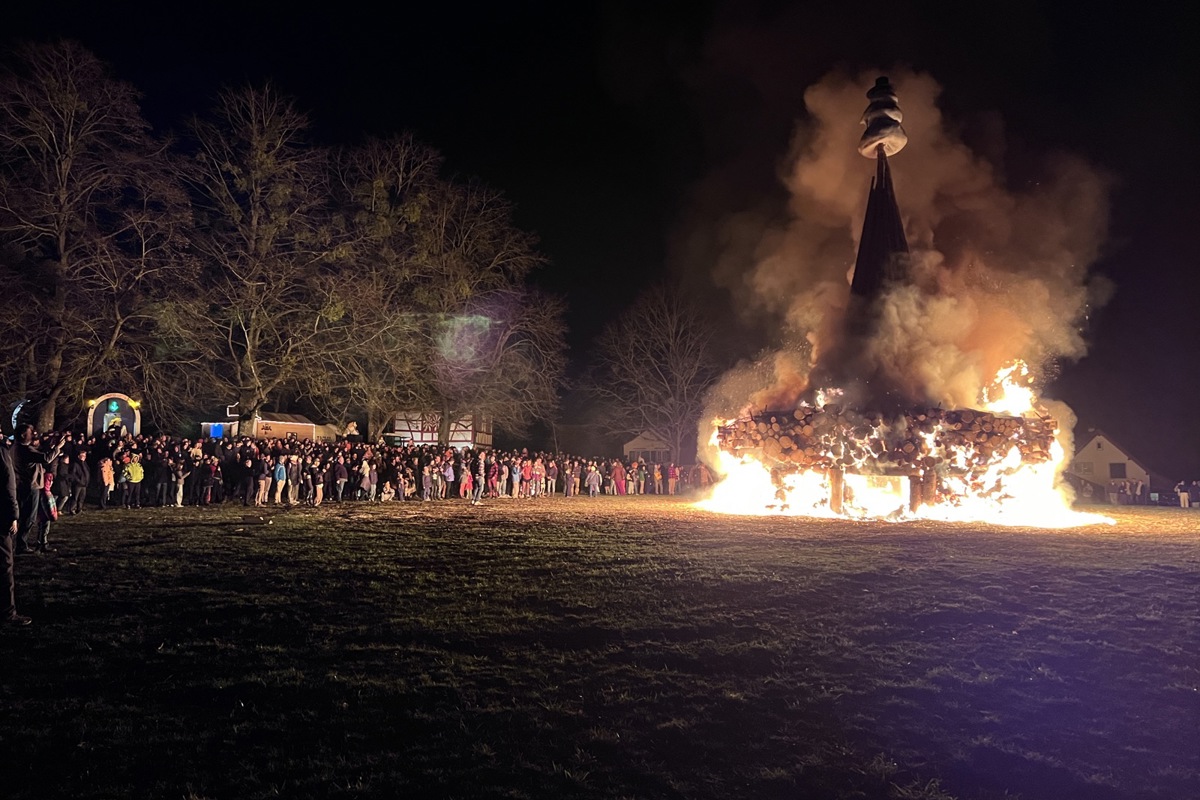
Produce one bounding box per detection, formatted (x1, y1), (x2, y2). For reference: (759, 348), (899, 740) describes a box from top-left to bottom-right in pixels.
(1065, 429), (1173, 504)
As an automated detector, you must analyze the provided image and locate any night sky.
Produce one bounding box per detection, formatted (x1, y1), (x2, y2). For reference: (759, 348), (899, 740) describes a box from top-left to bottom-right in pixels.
(5, 2), (1198, 475)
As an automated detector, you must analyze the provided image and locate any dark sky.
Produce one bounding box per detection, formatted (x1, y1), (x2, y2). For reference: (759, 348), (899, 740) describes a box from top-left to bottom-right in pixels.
(5, 1), (1199, 474)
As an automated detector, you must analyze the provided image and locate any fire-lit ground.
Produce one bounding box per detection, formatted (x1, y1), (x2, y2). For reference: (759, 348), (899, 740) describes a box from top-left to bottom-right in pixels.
(4, 497), (1197, 799)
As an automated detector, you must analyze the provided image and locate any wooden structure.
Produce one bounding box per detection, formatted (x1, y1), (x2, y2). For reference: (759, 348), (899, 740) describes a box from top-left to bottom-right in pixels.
(623, 432), (671, 464)
(200, 412), (338, 443)
(390, 412), (493, 449)
(718, 404), (1058, 513)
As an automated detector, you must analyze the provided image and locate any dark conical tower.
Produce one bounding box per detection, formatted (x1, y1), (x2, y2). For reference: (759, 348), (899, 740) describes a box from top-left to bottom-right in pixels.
(849, 76), (909, 300)
(806, 76), (912, 405)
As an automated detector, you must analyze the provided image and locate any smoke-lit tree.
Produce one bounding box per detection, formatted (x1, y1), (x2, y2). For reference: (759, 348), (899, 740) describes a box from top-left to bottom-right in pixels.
(408, 179), (567, 443)
(304, 135), (443, 437)
(160, 85), (352, 428)
(420, 283), (568, 443)
(0, 41), (192, 431)
(588, 284), (720, 461)
(309, 143), (567, 442)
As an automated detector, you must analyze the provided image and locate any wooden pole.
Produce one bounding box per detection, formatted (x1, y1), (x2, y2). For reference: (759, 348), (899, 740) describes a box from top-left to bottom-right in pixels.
(829, 467), (845, 515)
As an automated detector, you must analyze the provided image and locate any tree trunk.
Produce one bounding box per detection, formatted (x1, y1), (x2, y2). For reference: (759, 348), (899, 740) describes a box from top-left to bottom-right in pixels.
(239, 396), (264, 439)
(368, 407), (390, 440)
(437, 408), (452, 447)
(39, 238), (69, 434)
(36, 389), (61, 434)
(671, 429), (685, 467)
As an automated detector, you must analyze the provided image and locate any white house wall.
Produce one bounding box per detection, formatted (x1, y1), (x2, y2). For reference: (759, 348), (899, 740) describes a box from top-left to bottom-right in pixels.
(1069, 434), (1150, 485)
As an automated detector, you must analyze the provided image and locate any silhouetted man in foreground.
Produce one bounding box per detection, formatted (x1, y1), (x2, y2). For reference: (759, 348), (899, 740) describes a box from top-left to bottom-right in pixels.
(2, 442), (32, 625)
(13, 424), (64, 554)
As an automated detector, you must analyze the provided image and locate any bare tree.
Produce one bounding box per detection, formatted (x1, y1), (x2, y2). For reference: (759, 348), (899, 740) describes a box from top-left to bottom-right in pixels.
(589, 284), (720, 461)
(425, 286), (568, 442)
(303, 135), (443, 437)
(161, 84), (351, 428)
(409, 180), (566, 443)
(0, 41), (191, 431)
(311, 149), (568, 442)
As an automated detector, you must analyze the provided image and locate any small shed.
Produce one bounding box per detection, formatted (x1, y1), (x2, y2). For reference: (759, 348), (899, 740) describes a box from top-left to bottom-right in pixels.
(623, 432), (671, 464)
(201, 413), (338, 443)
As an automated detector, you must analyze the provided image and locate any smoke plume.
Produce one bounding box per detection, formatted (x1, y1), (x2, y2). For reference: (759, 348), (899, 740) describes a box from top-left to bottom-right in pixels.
(704, 68), (1112, 428)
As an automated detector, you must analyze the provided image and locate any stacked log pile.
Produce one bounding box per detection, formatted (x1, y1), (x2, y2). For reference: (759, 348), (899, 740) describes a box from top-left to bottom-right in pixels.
(717, 405), (1057, 477)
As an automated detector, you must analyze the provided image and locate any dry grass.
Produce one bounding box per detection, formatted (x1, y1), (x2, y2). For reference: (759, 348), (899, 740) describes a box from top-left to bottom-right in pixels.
(1, 497), (1196, 799)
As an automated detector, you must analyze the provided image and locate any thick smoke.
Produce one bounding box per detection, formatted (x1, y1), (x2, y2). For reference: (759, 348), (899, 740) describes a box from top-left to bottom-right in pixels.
(703, 68), (1111, 433)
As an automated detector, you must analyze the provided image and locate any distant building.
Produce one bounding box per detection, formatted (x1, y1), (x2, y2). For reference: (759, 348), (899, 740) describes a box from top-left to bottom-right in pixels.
(200, 412), (339, 443)
(1066, 430), (1172, 503)
(623, 432), (671, 464)
(390, 412), (493, 449)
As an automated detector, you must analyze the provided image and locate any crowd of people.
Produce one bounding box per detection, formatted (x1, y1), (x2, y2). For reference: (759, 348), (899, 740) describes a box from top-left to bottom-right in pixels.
(1174, 480), (1200, 509)
(3, 425), (713, 625)
(1105, 479), (1148, 505)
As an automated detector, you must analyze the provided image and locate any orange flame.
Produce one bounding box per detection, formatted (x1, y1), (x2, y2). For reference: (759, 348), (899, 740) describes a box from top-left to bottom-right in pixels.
(698, 361), (1113, 528)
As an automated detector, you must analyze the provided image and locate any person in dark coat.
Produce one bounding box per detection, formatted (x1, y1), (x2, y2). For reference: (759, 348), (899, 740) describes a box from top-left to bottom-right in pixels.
(333, 457), (349, 502)
(287, 456), (301, 506)
(1, 443), (31, 625)
(12, 425), (64, 554)
(69, 450), (91, 514)
(53, 452), (74, 511)
(239, 458), (255, 506)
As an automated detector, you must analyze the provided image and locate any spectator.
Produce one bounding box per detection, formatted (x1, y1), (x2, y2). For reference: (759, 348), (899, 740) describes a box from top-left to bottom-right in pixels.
(98, 456), (115, 510)
(272, 458), (287, 505)
(1, 441), (31, 625)
(69, 451), (91, 514)
(12, 425), (65, 554)
(125, 454), (144, 508)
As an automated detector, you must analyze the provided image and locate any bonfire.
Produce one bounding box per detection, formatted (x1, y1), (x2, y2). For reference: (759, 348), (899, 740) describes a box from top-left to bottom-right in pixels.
(699, 77), (1111, 528)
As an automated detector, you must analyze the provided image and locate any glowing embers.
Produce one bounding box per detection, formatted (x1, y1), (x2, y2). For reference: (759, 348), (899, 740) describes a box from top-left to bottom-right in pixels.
(843, 473), (909, 518)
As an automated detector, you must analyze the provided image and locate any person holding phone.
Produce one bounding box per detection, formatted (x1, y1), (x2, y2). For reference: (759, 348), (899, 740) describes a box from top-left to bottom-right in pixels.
(12, 425), (64, 555)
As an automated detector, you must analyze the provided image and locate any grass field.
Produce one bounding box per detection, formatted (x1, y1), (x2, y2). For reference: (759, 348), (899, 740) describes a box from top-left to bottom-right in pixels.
(2, 497), (1197, 799)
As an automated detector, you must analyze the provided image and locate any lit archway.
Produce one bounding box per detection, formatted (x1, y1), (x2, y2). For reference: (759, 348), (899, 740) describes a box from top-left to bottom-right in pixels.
(86, 393), (142, 438)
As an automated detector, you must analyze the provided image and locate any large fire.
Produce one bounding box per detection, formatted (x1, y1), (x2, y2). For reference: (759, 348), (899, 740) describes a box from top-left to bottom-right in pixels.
(699, 361), (1113, 527)
(695, 73), (1113, 528)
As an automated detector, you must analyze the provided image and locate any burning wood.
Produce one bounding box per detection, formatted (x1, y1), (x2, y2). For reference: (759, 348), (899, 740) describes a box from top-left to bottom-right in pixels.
(716, 403), (1058, 511)
(696, 77), (1112, 527)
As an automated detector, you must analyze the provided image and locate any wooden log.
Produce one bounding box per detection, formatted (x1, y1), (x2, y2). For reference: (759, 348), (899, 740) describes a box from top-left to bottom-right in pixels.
(829, 469), (844, 515)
